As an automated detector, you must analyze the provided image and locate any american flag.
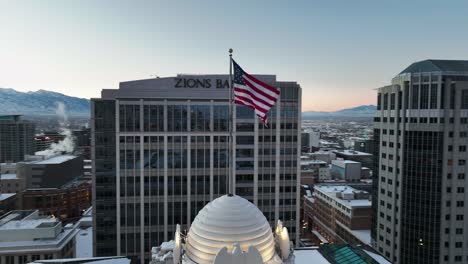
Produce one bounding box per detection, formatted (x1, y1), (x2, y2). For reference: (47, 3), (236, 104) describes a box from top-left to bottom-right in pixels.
(232, 59), (280, 125)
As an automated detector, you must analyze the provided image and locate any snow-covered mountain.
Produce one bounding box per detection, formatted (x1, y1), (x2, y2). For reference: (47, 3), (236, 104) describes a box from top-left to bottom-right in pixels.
(302, 105), (376, 118)
(0, 88), (90, 116)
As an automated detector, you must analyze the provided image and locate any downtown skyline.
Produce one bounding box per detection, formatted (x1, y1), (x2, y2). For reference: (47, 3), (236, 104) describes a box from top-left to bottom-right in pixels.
(1, 0), (468, 111)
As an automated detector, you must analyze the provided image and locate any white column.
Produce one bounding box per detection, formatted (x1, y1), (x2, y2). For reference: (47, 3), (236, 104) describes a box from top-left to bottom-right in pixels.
(163, 100), (168, 241)
(254, 114), (259, 205)
(139, 100), (144, 264)
(275, 97), (281, 223)
(115, 100), (121, 256)
(295, 88), (302, 246)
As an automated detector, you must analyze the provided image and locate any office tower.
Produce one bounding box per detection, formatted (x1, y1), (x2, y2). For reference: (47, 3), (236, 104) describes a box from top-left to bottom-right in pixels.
(91, 74), (301, 263)
(372, 60), (468, 264)
(0, 115), (35, 163)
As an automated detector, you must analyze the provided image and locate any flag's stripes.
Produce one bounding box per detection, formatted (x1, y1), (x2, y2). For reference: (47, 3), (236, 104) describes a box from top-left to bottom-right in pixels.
(234, 99), (268, 122)
(232, 59), (279, 126)
(243, 73), (280, 96)
(242, 78), (278, 103)
(233, 97), (267, 117)
(234, 87), (272, 111)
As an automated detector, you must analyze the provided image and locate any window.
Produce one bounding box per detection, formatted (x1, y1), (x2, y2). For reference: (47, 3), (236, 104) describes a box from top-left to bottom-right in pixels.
(430, 83), (438, 109)
(383, 93), (389, 109)
(390, 93), (396, 109)
(458, 173), (465, 180)
(377, 93), (382, 110)
(460, 131), (467, 138)
(456, 215), (464, 221)
(459, 146), (466, 152)
(462, 90), (468, 109)
(412, 84), (419, 109)
(448, 145), (453, 151)
(455, 228), (463, 234)
(420, 84), (429, 109)
(456, 201), (464, 207)
(457, 187), (464, 193)
(459, 160), (466, 166)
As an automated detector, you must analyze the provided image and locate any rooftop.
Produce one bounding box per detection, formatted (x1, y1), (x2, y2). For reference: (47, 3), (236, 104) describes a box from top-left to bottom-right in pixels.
(400, 59), (468, 74)
(29, 155), (77, 165)
(0, 210), (79, 253)
(315, 185), (371, 209)
(0, 193), (16, 201)
(294, 248), (330, 264)
(0, 173), (18, 180)
(29, 257), (131, 264)
(0, 211), (58, 231)
(319, 244), (387, 264)
(333, 150), (372, 156)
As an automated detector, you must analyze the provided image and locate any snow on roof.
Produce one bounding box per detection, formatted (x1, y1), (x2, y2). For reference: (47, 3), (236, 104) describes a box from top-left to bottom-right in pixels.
(294, 248), (331, 264)
(33, 155), (77, 165)
(301, 159), (327, 165)
(335, 222), (372, 246)
(333, 149), (372, 156)
(31, 257), (131, 264)
(0, 193), (16, 201)
(0, 217), (57, 230)
(75, 227), (93, 258)
(315, 185), (371, 208)
(0, 174), (17, 180)
(363, 249), (391, 264)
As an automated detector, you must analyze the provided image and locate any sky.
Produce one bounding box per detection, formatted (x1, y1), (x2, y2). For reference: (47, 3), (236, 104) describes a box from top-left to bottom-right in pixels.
(1, 0), (468, 111)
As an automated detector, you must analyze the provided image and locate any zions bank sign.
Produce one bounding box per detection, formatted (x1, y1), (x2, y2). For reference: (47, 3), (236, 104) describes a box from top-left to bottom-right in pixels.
(174, 78), (230, 89)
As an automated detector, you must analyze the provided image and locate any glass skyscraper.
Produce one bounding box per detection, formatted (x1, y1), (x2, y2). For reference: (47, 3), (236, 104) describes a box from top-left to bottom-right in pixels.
(91, 74), (301, 263)
(372, 60), (468, 264)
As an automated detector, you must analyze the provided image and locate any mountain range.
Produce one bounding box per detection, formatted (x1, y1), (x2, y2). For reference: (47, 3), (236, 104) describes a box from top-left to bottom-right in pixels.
(0, 88), (90, 117)
(0, 88), (376, 118)
(302, 105), (376, 118)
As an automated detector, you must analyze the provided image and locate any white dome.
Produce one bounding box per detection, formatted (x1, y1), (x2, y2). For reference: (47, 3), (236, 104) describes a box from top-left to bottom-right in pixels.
(185, 195), (276, 264)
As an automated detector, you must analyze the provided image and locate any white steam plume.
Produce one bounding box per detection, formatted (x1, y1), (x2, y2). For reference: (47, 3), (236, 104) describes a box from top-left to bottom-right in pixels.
(35, 102), (75, 157)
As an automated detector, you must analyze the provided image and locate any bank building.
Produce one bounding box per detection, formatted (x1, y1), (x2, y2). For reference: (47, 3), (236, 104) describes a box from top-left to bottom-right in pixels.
(91, 74), (301, 263)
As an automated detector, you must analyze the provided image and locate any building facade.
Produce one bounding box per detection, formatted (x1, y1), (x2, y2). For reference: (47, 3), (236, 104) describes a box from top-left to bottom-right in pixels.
(372, 60), (468, 264)
(92, 74), (301, 263)
(0, 210), (77, 263)
(22, 180), (91, 222)
(0, 115), (35, 163)
(309, 185), (372, 247)
(330, 160), (362, 182)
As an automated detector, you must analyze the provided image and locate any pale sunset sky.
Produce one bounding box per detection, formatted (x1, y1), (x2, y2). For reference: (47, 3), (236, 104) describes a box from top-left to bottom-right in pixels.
(1, 0), (468, 111)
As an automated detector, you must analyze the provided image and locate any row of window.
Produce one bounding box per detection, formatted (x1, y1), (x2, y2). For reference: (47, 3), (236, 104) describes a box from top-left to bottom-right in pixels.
(375, 116), (468, 124)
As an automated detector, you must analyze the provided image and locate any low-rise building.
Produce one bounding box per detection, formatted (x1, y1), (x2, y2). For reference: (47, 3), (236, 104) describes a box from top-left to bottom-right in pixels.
(301, 159), (330, 185)
(0, 173), (25, 208)
(17, 155), (83, 189)
(35, 136), (55, 152)
(331, 160), (362, 182)
(0, 193), (16, 215)
(303, 150), (337, 164)
(310, 185), (372, 247)
(22, 180), (91, 222)
(0, 210), (78, 263)
(332, 149), (373, 170)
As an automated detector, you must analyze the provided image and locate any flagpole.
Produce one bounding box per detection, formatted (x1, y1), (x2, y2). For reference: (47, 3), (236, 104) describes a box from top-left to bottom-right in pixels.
(228, 48), (234, 195)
